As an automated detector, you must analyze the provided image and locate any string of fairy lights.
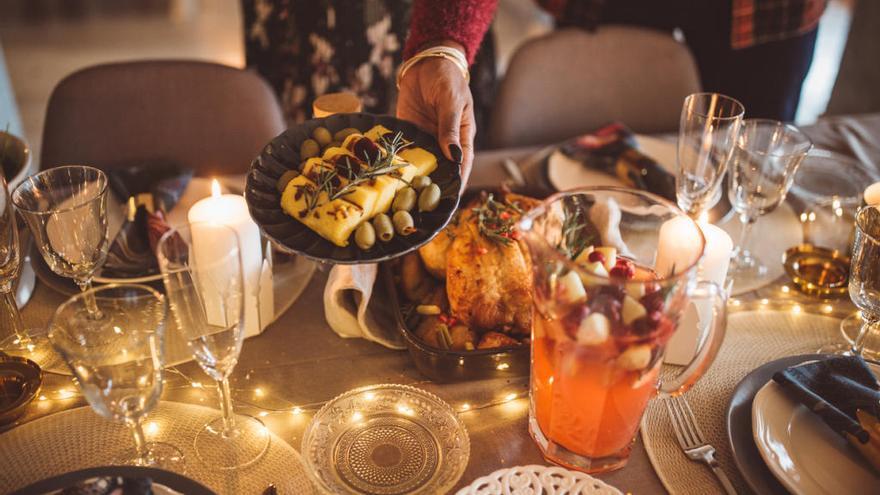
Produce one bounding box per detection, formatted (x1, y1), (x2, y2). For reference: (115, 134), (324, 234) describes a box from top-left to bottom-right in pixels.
(27, 282), (852, 423)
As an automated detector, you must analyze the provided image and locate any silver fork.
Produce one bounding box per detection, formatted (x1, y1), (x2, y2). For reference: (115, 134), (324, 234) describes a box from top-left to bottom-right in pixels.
(665, 395), (738, 495)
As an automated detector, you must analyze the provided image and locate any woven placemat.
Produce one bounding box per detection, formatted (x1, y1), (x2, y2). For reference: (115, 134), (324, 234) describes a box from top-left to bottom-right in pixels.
(0, 401), (317, 494)
(641, 310), (841, 494)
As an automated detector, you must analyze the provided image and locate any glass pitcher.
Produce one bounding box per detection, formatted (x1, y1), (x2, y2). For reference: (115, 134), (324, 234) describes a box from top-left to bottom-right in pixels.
(518, 187), (727, 473)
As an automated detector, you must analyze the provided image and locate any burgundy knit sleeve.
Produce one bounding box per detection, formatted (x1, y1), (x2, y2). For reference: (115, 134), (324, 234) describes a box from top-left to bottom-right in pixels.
(403, 0), (499, 65)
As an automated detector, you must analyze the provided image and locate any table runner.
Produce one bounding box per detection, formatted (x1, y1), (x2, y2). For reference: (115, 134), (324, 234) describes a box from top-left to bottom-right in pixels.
(641, 310), (842, 494)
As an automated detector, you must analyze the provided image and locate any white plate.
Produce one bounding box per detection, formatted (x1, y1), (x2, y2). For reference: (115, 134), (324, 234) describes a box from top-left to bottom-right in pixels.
(547, 135), (676, 192)
(752, 362), (880, 495)
(455, 464), (623, 495)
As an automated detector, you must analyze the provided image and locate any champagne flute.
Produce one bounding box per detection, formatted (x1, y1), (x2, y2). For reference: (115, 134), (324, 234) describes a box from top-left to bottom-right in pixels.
(49, 284), (185, 469)
(157, 222), (270, 470)
(728, 119), (812, 286)
(676, 92), (744, 217)
(12, 166), (110, 316)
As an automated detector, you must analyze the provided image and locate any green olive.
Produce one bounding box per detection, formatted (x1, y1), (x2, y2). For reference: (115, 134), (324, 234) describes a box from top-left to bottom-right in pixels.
(333, 127), (360, 143)
(392, 187), (417, 212)
(300, 139), (320, 160)
(312, 126), (332, 147)
(276, 169), (300, 193)
(411, 175), (432, 191)
(418, 183), (441, 212)
(373, 214), (394, 242)
(354, 222), (376, 250)
(393, 210), (416, 236)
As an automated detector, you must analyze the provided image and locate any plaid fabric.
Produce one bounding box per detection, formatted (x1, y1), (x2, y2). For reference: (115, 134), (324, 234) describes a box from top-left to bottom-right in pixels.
(731, 0), (827, 49)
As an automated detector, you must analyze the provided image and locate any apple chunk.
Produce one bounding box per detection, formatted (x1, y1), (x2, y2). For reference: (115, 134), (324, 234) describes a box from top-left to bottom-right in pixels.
(577, 313), (610, 345)
(593, 246), (617, 271)
(621, 295), (647, 325)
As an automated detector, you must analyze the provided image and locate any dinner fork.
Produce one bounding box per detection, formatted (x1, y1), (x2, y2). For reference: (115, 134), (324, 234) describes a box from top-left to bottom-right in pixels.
(665, 395), (738, 495)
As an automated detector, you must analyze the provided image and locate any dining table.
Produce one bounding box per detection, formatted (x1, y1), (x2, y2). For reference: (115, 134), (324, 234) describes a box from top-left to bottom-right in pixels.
(2, 112), (880, 495)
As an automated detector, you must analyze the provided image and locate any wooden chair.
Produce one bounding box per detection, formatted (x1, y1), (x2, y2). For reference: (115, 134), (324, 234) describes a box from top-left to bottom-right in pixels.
(40, 60), (285, 176)
(488, 26), (701, 148)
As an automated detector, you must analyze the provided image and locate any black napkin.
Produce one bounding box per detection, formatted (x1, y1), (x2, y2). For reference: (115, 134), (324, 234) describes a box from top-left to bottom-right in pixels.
(556, 122), (676, 200)
(772, 356), (880, 444)
(101, 161), (193, 278)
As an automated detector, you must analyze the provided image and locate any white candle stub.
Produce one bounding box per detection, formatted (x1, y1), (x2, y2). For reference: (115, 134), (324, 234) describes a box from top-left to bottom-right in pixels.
(188, 179), (266, 337)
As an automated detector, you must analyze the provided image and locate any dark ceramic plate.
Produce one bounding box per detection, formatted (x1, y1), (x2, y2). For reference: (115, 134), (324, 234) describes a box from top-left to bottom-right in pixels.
(9, 466), (215, 495)
(726, 354), (832, 495)
(245, 113), (462, 264)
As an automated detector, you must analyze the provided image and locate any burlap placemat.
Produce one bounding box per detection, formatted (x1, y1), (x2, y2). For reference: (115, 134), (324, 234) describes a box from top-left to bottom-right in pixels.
(0, 401), (317, 494)
(641, 310), (841, 494)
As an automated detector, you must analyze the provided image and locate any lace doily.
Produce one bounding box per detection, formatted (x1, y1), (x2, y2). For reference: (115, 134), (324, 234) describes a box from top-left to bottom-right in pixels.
(455, 465), (623, 495)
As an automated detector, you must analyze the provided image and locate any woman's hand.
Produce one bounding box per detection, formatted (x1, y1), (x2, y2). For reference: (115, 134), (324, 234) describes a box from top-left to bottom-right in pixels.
(396, 44), (475, 185)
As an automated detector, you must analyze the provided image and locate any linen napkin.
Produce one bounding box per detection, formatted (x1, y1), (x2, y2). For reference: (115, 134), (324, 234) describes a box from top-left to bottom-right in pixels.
(324, 263), (405, 349)
(555, 122), (676, 200)
(772, 356), (880, 444)
(100, 161), (193, 278)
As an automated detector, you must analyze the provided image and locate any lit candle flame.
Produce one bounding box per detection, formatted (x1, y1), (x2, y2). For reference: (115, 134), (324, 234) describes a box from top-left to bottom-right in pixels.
(211, 179), (221, 198)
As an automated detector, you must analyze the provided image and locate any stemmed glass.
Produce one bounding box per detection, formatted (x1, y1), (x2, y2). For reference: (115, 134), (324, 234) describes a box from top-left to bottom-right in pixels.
(727, 119), (812, 286)
(12, 166), (110, 316)
(49, 284), (185, 469)
(157, 222), (270, 470)
(0, 172), (54, 366)
(676, 92), (744, 217)
(820, 206), (880, 359)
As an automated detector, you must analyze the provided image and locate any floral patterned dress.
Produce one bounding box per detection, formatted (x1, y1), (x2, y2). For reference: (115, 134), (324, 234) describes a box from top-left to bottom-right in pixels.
(241, 0), (496, 146)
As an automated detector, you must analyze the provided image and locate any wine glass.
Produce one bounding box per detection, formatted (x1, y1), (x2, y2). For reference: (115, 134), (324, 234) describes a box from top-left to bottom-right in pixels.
(0, 172), (55, 367)
(728, 119), (812, 287)
(12, 166), (110, 316)
(676, 92), (744, 217)
(157, 222), (270, 470)
(49, 284), (185, 469)
(820, 206), (880, 359)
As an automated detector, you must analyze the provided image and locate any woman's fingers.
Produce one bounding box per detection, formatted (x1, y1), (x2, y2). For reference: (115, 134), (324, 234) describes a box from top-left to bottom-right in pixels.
(437, 97), (464, 165)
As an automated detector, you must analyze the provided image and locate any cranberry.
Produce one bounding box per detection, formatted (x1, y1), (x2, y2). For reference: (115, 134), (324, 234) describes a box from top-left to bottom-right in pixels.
(352, 138), (381, 162)
(590, 294), (622, 324)
(632, 316), (654, 336)
(598, 284), (625, 300)
(610, 265), (634, 279)
(641, 290), (666, 314)
(562, 305), (590, 339)
(588, 251), (605, 264)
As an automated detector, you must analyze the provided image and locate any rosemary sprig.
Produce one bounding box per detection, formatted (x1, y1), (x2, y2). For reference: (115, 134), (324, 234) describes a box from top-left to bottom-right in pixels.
(558, 197), (596, 260)
(299, 131), (413, 214)
(472, 193), (523, 245)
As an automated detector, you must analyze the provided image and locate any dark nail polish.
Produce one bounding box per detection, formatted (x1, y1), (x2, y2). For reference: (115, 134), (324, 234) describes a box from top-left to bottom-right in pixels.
(449, 144), (463, 164)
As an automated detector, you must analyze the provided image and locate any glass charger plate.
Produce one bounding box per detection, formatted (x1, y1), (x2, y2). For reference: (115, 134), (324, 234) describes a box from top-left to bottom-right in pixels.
(302, 384), (469, 495)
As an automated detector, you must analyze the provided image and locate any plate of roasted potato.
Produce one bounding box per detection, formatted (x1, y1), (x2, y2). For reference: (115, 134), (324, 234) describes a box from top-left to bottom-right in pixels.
(245, 113), (462, 264)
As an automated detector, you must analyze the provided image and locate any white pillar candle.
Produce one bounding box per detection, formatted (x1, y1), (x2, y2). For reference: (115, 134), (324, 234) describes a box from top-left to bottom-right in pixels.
(662, 216), (733, 365)
(865, 182), (880, 205)
(655, 215), (703, 278)
(188, 180), (264, 337)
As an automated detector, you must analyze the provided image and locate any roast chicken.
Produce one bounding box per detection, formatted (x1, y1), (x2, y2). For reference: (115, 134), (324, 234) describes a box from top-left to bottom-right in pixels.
(418, 192), (539, 337)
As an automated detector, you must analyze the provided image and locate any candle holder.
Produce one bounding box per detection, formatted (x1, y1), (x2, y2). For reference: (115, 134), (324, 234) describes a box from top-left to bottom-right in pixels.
(782, 245), (850, 298)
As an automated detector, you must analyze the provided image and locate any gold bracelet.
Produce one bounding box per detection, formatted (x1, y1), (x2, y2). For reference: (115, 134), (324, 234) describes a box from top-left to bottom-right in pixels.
(396, 46), (470, 89)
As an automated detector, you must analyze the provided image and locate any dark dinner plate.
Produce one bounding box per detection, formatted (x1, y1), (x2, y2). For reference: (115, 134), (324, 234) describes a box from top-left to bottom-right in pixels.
(726, 354), (833, 495)
(9, 466), (215, 495)
(245, 113), (462, 264)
